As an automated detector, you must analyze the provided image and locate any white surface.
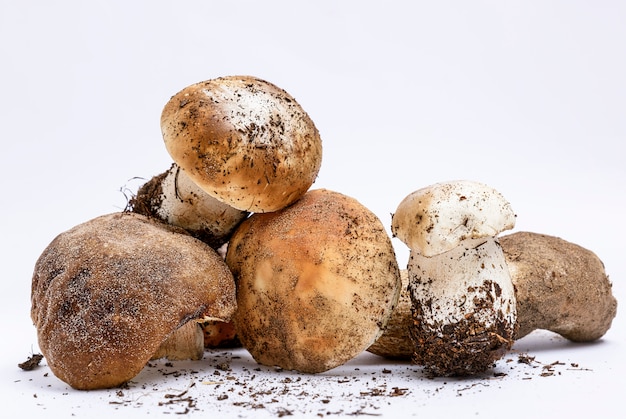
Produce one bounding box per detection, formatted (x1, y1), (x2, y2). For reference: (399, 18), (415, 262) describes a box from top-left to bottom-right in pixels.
(1, 1), (624, 418)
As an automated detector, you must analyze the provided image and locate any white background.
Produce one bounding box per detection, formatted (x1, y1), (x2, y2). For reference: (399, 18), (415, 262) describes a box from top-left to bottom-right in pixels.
(1, 1), (624, 418)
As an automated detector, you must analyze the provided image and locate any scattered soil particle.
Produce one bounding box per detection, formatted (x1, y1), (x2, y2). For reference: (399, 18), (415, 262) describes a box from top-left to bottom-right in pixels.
(517, 353), (536, 365)
(18, 353), (43, 371)
(18, 348), (588, 416)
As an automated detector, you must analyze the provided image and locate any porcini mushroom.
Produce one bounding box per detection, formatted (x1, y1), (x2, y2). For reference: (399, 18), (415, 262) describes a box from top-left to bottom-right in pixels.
(30, 212), (237, 390)
(160, 75), (323, 213)
(501, 231), (617, 342)
(130, 162), (248, 249)
(392, 180), (517, 376)
(225, 189), (401, 373)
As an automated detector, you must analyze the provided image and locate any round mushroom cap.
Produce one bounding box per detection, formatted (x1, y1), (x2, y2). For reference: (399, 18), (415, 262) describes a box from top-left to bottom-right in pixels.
(226, 189), (401, 373)
(391, 180), (516, 256)
(30, 212), (237, 390)
(161, 75), (323, 213)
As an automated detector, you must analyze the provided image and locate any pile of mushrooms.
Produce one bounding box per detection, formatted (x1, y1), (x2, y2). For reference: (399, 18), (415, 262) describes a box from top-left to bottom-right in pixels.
(30, 75), (400, 389)
(29, 75), (617, 390)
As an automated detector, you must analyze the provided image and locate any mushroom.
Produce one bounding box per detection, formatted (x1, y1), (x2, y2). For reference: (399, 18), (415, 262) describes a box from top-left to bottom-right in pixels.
(30, 212), (237, 390)
(391, 180), (517, 376)
(160, 75), (323, 213)
(225, 189), (401, 373)
(501, 231), (617, 342)
(129, 162), (248, 249)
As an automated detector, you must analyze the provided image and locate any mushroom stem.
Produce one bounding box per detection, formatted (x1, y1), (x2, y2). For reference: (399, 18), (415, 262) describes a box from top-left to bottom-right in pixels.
(408, 237), (517, 376)
(152, 321), (205, 361)
(130, 163), (248, 249)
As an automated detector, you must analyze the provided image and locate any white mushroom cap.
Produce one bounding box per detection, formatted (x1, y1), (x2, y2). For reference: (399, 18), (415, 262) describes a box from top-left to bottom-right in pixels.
(391, 180), (516, 257)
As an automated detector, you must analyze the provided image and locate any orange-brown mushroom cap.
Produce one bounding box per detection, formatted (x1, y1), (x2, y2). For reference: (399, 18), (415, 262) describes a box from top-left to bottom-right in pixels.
(161, 75), (322, 213)
(226, 189), (401, 373)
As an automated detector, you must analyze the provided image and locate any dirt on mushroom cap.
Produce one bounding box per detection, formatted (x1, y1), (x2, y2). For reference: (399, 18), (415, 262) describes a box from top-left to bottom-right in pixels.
(391, 180), (516, 257)
(160, 75), (323, 213)
(225, 189), (401, 373)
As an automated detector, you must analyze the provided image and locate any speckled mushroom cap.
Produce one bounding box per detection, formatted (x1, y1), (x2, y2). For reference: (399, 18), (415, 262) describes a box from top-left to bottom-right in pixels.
(30, 212), (237, 390)
(160, 75), (323, 213)
(391, 180), (516, 256)
(225, 189), (401, 373)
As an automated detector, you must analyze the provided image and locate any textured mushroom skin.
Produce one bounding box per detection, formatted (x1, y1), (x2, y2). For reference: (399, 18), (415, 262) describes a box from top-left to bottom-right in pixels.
(161, 75), (323, 213)
(501, 231), (617, 341)
(225, 189), (401, 373)
(407, 238), (517, 376)
(31, 212), (237, 390)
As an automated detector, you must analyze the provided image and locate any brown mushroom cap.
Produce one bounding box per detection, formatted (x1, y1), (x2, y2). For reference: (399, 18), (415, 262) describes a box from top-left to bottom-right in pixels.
(225, 189), (401, 373)
(161, 75), (323, 213)
(30, 212), (237, 390)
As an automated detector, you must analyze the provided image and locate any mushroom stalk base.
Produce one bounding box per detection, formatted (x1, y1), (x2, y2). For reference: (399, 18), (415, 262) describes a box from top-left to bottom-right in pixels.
(407, 238), (517, 376)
